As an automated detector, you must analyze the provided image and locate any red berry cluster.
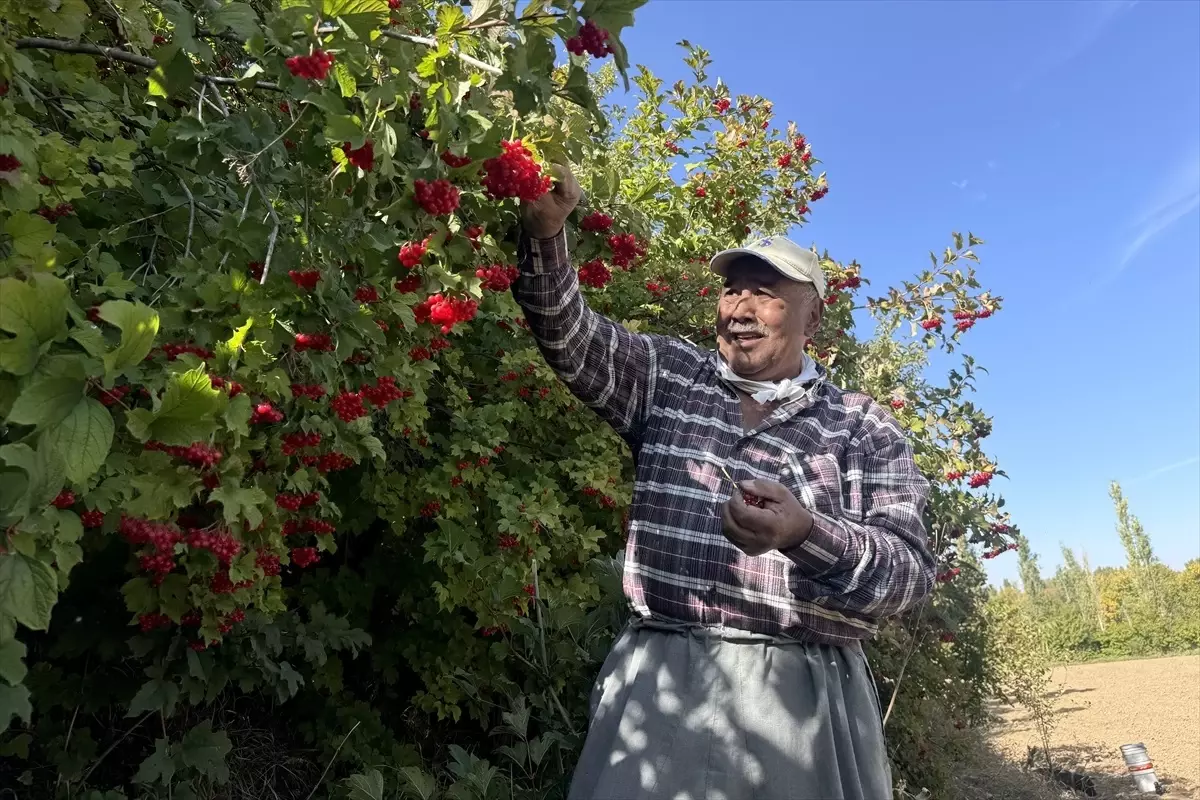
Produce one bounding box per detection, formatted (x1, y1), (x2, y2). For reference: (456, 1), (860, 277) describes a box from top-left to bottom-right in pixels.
(144, 440), (223, 468)
(967, 471), (993, 489)
(420, 501), (441, 518)
(96, 385), (130, 406)
(464, 225), (485, 249)
(429, 337), (451, 354)
(294, 332), (334, 352)
(281, 431), (322, 456)
(811, 186), (829, 201)
(480, 625), (505, 637)
(777, 153), (793, 169)
(409, 346), (431, 362)
(607, 234), (646, 269)
(646, 280), (670, 298)
(331, 389), (368, 422)
(713, 98), (731, 114)
(940, 632), (956, 643)
(275, 492), (320, 512)
(394, 275), (422, 294)
(983, 543), (1020, 560)
(0, 154), (20, 172)
(250, 402), (284, 425)
(945, 470), (964, 481)
(936, 567), (961, 583)
(566, 20), (613, 58)
(51, 489), (76, 509)
(413, 179), (460, 216)
(890, 398), (905, 410)
(285, 50), (334, 80)
(665, 141), (681, 154)
(160, 342), (214, 361)
(185, 530), (242, 564)
(139, 613), (172, 632)
(476, 264), (519, 292)
(482, 140), (552, 202)
(920, 317), (944, 331)
(291, 383), (327, 401)
(37, 203), (75, 222)
(354, 284), (380, 304)
(398, 239), (428, 268)
(580, 211), (614, 232)
(342, 140), (374, 171)
(388, 0), (401, 8)
(288, 270), (321, 292)
(694, 186), (707, 198)
(414, 294), (478, 334)
(498, 534), (519, 549)
(208, 375), (244, 397)
(248, 261), (265, 281)
(698, 286), (711, 297)
(291, 546), (320, 568)
(139, 553), (175, 584)
(440, 150), (472, 168)
(830, 274), (861, 292)
(81, 509), (105, 528)
(256, 550), (282, 577)
(578, 259), (612, 289)
(210, 570), (254, 594)
(120, 516), (183, 553)
(362, 376), (410, 408)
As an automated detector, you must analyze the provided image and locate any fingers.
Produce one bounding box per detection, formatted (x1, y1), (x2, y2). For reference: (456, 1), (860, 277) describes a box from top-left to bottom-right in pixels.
(738, 479), (792, 504)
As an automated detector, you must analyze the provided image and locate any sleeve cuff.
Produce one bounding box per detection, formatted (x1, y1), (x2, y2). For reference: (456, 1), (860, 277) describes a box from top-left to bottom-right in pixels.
(518, 228), (571, 275)
(782, 510), (851, 577)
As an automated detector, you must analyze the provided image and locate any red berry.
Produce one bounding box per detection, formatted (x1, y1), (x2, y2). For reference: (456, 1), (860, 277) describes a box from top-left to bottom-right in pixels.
(413, 294), (478, 334)
(578, 259), (612, 289)
(81, 509), (105, 528)
(294, 332), (334, 352)
(0, 154), (21, 172)
(290, 546), (320, 568)
(138, 612), (171, 632)
(607, 234), (646, 270)
(355, 284), (380, 304)
(777, 153), (793, 169)
(440, 150), (472, 168)
(566, 20), (613, 58)
(580, 211), (614, 232)
(413, 178), (460, 216)
(51, 489), (76, 509)
(256, 550), (282, 577)
(713, 98), (731, 113)
(250, 402), (284, 425)
(342, 140), (374, 171)
(481, 140), (552, 202)
(398, 238), (428, 268)
(331, 389), (368, 422)
(285, 49), (335, 80)
(920, 317), (944, 331)
(475, 263), (520, 292)
(968, 471), (993, 489)
(420, 501), (441, 518)
(288, 270), (321, 292)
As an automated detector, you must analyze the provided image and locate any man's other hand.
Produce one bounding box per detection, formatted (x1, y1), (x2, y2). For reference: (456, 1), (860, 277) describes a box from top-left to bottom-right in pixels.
(720, 479), (814, 557)
(520, 163), (582, 239)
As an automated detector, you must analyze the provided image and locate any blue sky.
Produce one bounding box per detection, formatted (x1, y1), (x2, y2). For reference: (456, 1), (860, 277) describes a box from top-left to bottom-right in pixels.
(617, 0), (1200, 583)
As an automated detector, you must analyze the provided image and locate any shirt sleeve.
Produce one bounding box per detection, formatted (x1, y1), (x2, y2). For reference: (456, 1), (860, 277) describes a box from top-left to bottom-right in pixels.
(782, 405), (935, 619)
(511, 229), (656, 446)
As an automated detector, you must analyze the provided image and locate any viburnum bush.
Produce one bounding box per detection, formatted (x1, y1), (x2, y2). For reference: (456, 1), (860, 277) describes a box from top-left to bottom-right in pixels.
(0, 2), (1017, 797)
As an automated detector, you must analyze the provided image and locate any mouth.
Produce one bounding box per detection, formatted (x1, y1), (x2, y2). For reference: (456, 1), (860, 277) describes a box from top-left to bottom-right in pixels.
(727, 331), (766, 344)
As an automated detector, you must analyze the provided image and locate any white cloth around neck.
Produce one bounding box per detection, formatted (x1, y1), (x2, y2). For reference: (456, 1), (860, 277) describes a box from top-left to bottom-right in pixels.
(716, 353), (820, 404)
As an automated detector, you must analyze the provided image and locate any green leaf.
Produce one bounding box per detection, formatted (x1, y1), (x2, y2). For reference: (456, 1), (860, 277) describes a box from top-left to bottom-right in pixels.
(134, 737), (177, 786)
(130, 366), (223, 445)
(468, 0), (503, 26)
(0, 683), (32, 732)
(360, 434), (386, 462)
(148, 46), (196, 99)
(223, 393), (252, 437)
(396, 766), (439, 800)
(180, 721), (231, 784)
(0, 638), (27, 685)
(436, 3), (469, 37)
(0, 441), (65, 514)
(208, 486), (268, 528)
(98, 300), (160, 377)
(323, 0), (388, 37)
(127, 677), (180, 717)
(158, 574), (190, 620)
(6, 377), (86, 429)
(346, 768), (385, 800)
(578, 0), (647, 86)
(0, 553), (58, 631)
(325, 114), (362, 143)
(3, 213), (57, 271)
(0, 275), (68, 345)
(334, 62), (356, 99)
(210, 2), (260, 39)
(44, 399), (114, 483)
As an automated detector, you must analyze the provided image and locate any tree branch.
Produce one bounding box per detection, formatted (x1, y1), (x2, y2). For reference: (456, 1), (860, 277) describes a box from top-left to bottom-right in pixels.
(14, 37), (281, 91)
(378, 29), (503, 76)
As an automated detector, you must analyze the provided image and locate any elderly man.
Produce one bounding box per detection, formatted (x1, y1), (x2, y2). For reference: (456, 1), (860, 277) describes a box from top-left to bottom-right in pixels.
(514, 165), (935, 800)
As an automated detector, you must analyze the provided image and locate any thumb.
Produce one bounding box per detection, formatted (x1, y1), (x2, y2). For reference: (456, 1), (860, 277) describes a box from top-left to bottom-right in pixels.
(739, 479), (792, 503)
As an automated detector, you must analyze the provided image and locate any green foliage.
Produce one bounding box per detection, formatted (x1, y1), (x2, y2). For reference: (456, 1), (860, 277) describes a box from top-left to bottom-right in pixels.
(0, 2), (1017, 798)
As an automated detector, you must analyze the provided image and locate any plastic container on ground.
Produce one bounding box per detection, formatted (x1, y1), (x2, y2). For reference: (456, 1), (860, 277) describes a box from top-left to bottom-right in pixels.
(1120, 742), (1165, 795)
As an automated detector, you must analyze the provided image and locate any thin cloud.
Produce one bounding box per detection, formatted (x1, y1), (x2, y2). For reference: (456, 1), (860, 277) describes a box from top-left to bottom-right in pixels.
(986, 160), (998, 171)
(1128, 456), (1200, 484)
(1118, 151), (1200, 270)
(951, 179), (969, 190)
(1013, 0), (1138, 90)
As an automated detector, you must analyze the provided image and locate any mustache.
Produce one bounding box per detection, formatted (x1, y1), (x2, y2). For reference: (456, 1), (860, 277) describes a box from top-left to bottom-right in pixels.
(723, 322), (769, 336)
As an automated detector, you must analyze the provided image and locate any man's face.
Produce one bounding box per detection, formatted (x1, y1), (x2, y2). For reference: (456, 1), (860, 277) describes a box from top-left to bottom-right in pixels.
(716, 257), (821, 382)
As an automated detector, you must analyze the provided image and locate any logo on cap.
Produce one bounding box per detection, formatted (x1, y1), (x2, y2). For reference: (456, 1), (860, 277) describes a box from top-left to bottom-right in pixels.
(758, 238), (773, 247)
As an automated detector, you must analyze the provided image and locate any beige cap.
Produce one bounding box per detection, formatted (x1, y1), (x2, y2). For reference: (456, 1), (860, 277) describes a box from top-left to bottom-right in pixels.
(709, 236), (827, 299)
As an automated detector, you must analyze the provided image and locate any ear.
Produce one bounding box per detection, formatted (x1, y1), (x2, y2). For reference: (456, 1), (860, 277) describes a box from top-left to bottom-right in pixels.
(803, 291), (823, 338)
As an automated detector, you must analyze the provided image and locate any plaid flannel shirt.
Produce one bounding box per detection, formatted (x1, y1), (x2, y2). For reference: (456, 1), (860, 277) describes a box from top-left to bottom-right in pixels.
(513, 231), (935, 644)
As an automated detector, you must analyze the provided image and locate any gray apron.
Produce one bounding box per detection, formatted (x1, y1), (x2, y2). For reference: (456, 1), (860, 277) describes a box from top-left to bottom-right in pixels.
(568, 618), (893, 800)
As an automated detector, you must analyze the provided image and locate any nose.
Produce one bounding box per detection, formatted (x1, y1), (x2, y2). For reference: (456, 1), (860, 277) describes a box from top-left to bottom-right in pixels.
(728, 290), (756, 321)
